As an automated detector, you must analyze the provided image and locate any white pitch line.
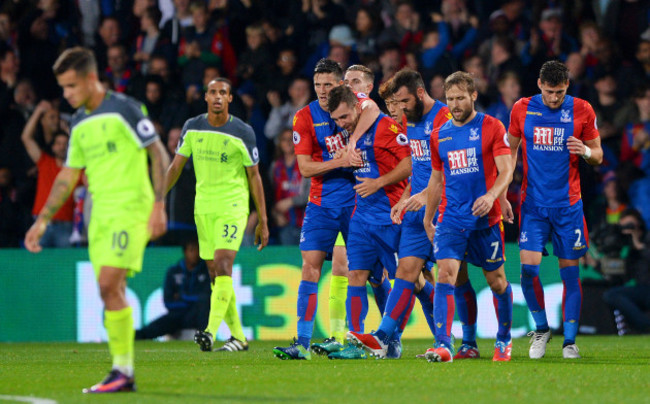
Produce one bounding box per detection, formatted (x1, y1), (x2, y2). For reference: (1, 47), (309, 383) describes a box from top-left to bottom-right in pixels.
(0, 395), (57, 404)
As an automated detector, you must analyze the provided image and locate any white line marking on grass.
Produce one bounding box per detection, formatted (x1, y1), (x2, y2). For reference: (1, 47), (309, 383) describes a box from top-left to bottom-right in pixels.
(0, 395), (57, 404)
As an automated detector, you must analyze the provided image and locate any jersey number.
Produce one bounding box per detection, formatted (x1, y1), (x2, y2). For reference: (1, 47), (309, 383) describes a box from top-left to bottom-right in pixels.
(222, 224), (238, 240)
(574, 229), (582, 247)
(490, 241), (499, 260)
(112, 231), (129, 250)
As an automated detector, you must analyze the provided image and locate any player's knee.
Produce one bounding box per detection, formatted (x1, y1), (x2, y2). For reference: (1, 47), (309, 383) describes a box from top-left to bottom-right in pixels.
(560, 266), (580, 282)
(486, 276), (507, 294)
(521, 264), (540, 279)
(348, 270), (367, 286)
(98, 279), (120, 302)
(301, 262), (321, 282)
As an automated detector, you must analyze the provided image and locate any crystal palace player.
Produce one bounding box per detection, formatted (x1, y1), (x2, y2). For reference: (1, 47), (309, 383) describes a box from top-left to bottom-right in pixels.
(327, 85), (411, 359)
(508, 61), (602, 359)
(273, 59), (380, 360)
(347, 69), (451, 358)
(423, 72), (514, 363)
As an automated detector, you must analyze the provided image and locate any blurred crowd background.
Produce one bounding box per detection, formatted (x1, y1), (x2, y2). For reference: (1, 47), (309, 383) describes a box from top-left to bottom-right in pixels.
(0, 0), (649, 258)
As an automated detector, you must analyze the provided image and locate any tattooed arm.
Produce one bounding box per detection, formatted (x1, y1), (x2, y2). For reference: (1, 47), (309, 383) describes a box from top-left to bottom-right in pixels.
(25, 167), (82, 252)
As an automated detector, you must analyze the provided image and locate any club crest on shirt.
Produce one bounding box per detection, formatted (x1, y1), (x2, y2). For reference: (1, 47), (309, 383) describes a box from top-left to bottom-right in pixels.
(364, 132), (373, 146)
(520, 232), (528, 243)
(560, 109), (572, 123)
(424, 121), (433, 135)
(469, 127), (480, 141)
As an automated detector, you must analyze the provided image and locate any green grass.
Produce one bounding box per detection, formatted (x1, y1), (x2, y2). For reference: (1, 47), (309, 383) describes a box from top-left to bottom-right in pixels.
(1, 337), (648, 404)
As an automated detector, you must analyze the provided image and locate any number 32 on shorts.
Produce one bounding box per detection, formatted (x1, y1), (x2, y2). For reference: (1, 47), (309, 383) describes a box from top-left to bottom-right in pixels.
(222, 224), (238, 241)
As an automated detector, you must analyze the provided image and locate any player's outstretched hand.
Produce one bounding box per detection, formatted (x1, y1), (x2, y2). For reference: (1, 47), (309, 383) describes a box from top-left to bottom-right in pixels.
(255, 221), (270, 251)
(148, 202), (168, 240)
(354, 176), (381, 198)
(24, 218), (47, 253)
(403, 192), (426, 212)
(567, 136), (586, 155)
(472, 192), (496, 217)
(501, 198), (514, 224)
(390, 200), (405, 224)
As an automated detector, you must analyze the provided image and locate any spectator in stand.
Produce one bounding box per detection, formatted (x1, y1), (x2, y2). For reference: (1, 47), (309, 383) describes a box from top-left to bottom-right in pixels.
(566, 52), (590, 99)
(376, 42), (403, 86)
(236, 24), (273, 91)
(21, 101), (76, 248)
(105, 44), (133, 93)
(593, 172), (628, 226)
(136, 238), (211, 339)
(161, 0), (194, 54)
(418, 22), (453, 78)
(354, 6), (382, 66)
(621, 85), (650, 175)
(266, 48), (299, 99)
(0, 167), (25, 247)
(521, 8), (578, 75)
(486, 36), (524, 92)
(578, 21), (602, 79)
(486, 71), (521, 130)
(177, 1), (237, 85)
(462, 54), (490, 111)
(143, 75), (188, 135)
(429, 73), (445, 103)
(133, 6), (174, 75)
(0, 45), (19, 116)
(378, 0), (422, 52)
(435, 0), (479, 60)
(93, 17), (122, 72)
(590, 70), (629, 157)
(265, 76), (311, 142)
(270, 129), (309, 245)
(17, 9), (59, 99)
(603, 208), (650, 334)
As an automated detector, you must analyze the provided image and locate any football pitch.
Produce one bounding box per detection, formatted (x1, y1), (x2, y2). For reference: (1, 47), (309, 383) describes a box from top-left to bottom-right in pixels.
(1, 336), (648, 404)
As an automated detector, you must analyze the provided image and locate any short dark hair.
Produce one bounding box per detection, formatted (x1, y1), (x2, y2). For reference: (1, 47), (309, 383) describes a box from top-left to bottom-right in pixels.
(444, 71), (476, 94)
(327, 85), (358, 112)
(144, 5), (162, 27)
(53, 47), (98, 77)
(346, 64), (375, 83)
(314, 58), (343, 80)
(53, 130), (69, 141)
(539, 60), (569, 86)
(208, 77), (232, 94)
(392, 68), (425, 96)
(620, 208), (646, 235)
(378, 77), (395, 100)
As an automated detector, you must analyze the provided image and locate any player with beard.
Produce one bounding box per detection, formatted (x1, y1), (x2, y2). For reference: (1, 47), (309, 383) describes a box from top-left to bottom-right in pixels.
(421, 71), (514, 363)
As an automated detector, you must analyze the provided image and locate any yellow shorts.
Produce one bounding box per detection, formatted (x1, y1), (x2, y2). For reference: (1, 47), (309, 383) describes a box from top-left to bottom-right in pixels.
(195, 212), (248, 260)
(88, 215), (150, 278)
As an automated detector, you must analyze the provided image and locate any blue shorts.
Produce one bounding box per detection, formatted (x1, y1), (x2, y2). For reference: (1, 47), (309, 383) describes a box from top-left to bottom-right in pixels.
(347, 218), (400, 280)
(299, 202), (354, 254)
(519, 200), (588, 259)
(433, 222), (505, 271)
(398, 208), (435, 262)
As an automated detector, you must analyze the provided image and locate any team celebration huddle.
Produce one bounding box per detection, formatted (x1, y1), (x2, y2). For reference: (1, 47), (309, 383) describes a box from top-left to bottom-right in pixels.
(26, 46), (601, 392)
(269, 57), (602, 363)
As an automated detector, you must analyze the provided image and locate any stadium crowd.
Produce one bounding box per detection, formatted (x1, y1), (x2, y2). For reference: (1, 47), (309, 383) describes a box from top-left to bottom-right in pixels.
(0, 0), (649, 249)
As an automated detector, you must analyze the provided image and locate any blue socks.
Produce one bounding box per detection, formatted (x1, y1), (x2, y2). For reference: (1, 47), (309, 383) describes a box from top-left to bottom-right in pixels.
(520, 264), (549, 332)
(561, 266), (582, 345)
(434, 282), (455, 347)
(492, 282), (513, 343)
(372, 277), (392, 316)
(416, 280), (436, 336)
(297, 280), (318, 349)
(375, 278), (414, 343)
(454, 280), (477, 346)
(346, 286), (368, 333)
